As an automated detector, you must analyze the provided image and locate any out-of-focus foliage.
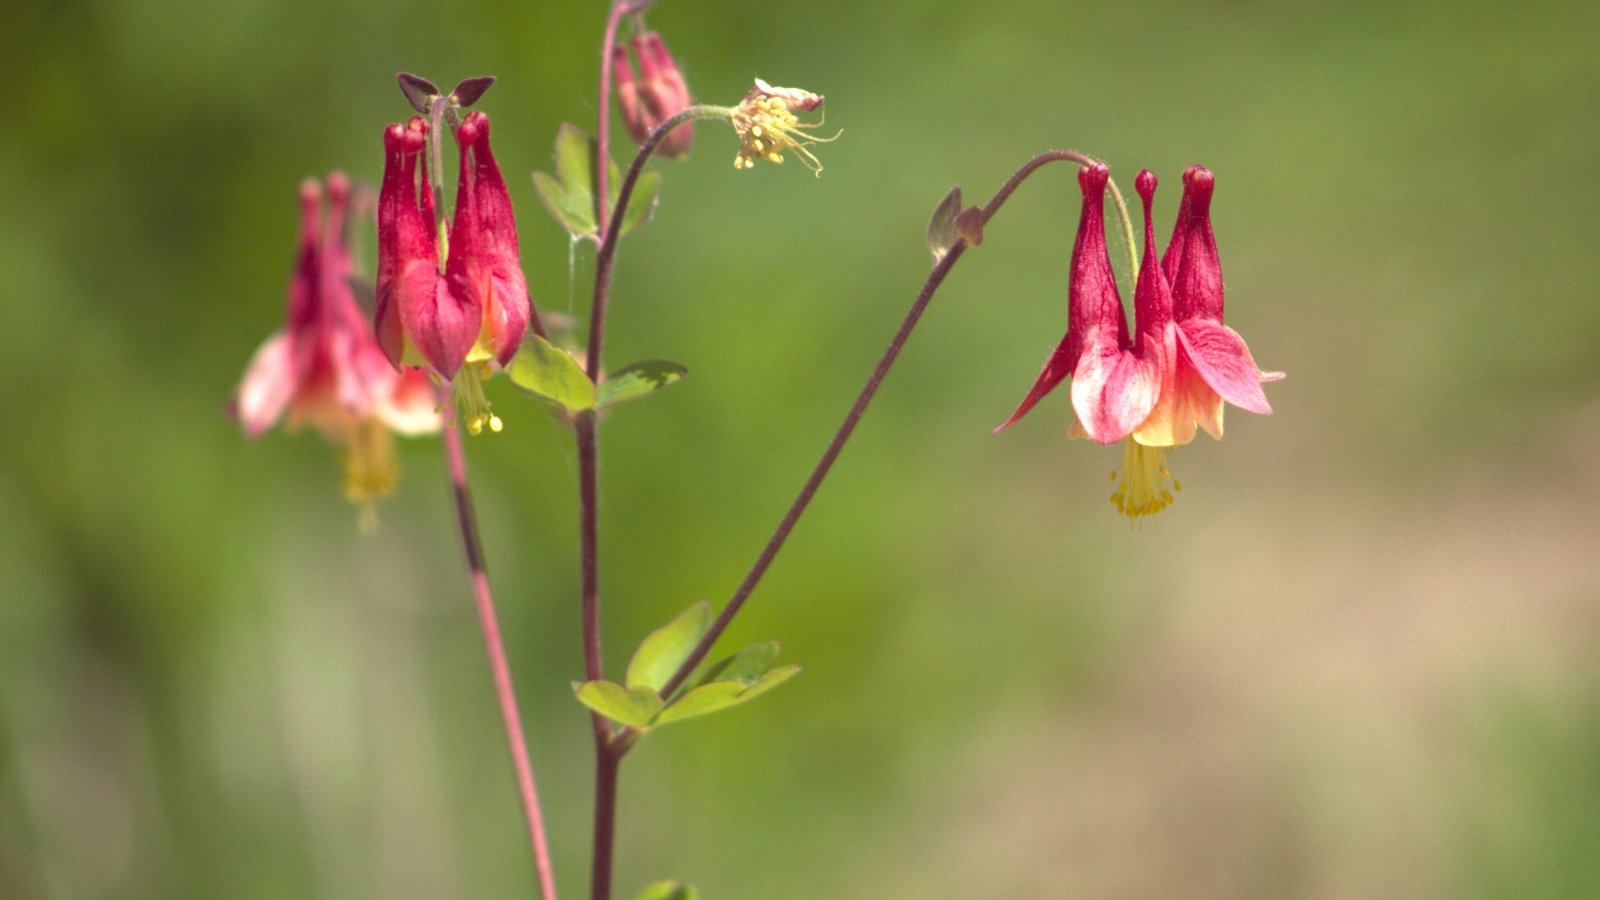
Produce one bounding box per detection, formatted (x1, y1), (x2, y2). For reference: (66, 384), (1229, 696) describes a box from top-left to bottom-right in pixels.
(2, 1), (1599, 897)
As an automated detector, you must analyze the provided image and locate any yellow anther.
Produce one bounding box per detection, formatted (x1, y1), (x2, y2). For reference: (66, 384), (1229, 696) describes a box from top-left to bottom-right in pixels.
(1109, 438), (1181, 520)
(488, 414), (503, 433)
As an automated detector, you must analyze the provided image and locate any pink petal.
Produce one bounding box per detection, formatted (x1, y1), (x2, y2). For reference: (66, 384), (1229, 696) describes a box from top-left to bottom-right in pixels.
(232, 331), (296, 438)
(398, 259), (479, 382)
(1069, 329), (1160, 445)
(993, 332), (1075, 433)
(1176, 319), (1273, 415)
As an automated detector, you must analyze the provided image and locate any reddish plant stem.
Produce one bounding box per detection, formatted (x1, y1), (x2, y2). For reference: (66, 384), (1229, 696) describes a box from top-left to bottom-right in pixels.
(653, 149), (1100, 701)
(594, 1), (629, 238)
(440, 403), (559, 900)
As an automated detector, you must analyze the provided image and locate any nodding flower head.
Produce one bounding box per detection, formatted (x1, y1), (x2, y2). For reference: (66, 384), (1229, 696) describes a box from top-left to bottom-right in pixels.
(233, 173), (440, 527)
(994, 162), (1159, 445)
(730, 79), (837, 175)
(1160, 165), (1283, 442)
(994, 163), (1280, 521)
(374, 112), (531, 435)
(613, 31), (694, 158)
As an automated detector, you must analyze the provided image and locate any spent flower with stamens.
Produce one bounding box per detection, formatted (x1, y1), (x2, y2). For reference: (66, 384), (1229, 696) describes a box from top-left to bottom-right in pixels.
(232, 174), (440, 526)
(730, 79), (836, 174)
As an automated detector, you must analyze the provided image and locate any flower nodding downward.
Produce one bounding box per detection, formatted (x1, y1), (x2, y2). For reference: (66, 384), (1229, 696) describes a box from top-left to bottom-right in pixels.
(731, 79), (837, 175)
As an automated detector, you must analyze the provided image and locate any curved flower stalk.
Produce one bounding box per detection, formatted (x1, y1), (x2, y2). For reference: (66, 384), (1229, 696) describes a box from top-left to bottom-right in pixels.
(376, 112), (532, 434)
(232, 174), (440, 526)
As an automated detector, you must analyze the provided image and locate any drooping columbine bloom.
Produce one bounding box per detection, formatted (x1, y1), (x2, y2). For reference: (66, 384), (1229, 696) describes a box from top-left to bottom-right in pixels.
(995, 164), (1280, 520)
(375, 112), (531, 434)
(613, 31), (694, 158)
(233, 174), (440, 527)
(730, 79), (836, 174)
(995, 162), (1160, 445)
(1156, 165), (1283, 443)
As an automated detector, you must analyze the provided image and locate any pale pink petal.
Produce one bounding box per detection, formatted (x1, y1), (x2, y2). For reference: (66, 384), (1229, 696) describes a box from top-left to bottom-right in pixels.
(1176, 319), (1273, 415)
(232, 331), (296, 438)
(1069, 329), (1160, 445)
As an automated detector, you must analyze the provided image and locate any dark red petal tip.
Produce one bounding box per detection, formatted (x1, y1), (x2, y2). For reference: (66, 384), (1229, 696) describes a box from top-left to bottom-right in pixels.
(325, 171), (349, 205)
(456, 110), (489, 146)
(1183, 166), (1215, 214)
(1079, 161), (1109, 193)
(1135, 169), (1157, 202)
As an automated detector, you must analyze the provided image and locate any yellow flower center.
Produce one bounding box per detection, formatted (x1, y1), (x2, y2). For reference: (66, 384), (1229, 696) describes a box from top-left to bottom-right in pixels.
(454, 361), (504, 436)
(341, 418), (398, 532)
(732, 96), (836, 174)
(1109, 438), (1181, 521)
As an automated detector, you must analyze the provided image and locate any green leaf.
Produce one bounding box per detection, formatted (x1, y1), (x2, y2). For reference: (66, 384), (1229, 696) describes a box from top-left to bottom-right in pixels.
(531, 124), (600, 238)
(655, 665), (800, 726)
(574, 680), (663, 729)
(626, 601), (711, 692)
(507, 334), (596, 411)
(596, 360), (689, 410)
(535, 122), (663, 239)
(634, 881), (699, 900)
(654, 681), (746, 725)
(926, 185), (963, 262)
(532, 171), (595, 238)
(697, 641), (780, 687)
(611, 165), (662, 237)
(554, 123), (595, 196)
(736, 664), (800, 703)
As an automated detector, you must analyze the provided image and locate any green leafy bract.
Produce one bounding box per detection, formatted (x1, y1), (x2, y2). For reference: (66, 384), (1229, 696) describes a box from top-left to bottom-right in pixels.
(532, 123), (661, 240)
(926, 185), (963, 262)
(634, 881), (699, 900)
(574, 680), (663, 729)
(626, 601), (711, 692)
(597, 360), (689, 410)
(507, 334), (595, 411)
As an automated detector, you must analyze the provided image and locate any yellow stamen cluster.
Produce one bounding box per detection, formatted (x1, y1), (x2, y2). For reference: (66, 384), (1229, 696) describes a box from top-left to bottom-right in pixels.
(341, 418), (399, 533)
(454, 361), (504, 436)
(1109, 438), (1181, 521)
(731, 84), (837, 175)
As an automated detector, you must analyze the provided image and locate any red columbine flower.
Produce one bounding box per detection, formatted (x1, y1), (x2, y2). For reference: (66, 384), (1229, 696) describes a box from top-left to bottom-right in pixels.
(233, 174), (440, 526)
(613, 31), (694, 158)
(375, 112), (531, 433)
(1156, 165), (1283, 443)
(996, 164), (1280, 520)
(995, 162), (1160, 444)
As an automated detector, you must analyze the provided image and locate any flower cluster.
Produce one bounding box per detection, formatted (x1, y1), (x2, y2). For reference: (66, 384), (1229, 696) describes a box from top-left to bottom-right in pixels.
(613, 31), (694, 158)
(231, 174), (440, 527)
(730, 79), (835, 174)
(997, 163), (1281, 519)
(375, 112), (531, 434)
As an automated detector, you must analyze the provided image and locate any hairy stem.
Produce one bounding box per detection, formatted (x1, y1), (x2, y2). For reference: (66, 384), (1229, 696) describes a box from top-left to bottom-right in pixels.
(653, 149), (1100, 701)
(594, 2), (629, 238)
(440, 397), (559, 900)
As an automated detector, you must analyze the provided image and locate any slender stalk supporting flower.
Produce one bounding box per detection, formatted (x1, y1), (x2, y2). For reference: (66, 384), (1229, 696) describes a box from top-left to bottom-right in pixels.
(580, 102), (730, 900)
(440, 399), (558, 900)
(653, 150), (1110, 700)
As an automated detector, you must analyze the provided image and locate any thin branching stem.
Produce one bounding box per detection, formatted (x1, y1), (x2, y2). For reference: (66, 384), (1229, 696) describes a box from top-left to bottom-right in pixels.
(439, 395), (559, 900)
(652, 149), (1108, 702)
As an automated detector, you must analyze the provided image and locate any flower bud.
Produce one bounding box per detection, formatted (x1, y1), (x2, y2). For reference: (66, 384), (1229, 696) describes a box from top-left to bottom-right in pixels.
(613, 31), (694, 158)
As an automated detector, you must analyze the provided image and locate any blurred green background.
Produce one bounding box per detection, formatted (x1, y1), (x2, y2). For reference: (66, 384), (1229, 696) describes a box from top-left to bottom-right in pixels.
(4, 0), (1599, 897)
